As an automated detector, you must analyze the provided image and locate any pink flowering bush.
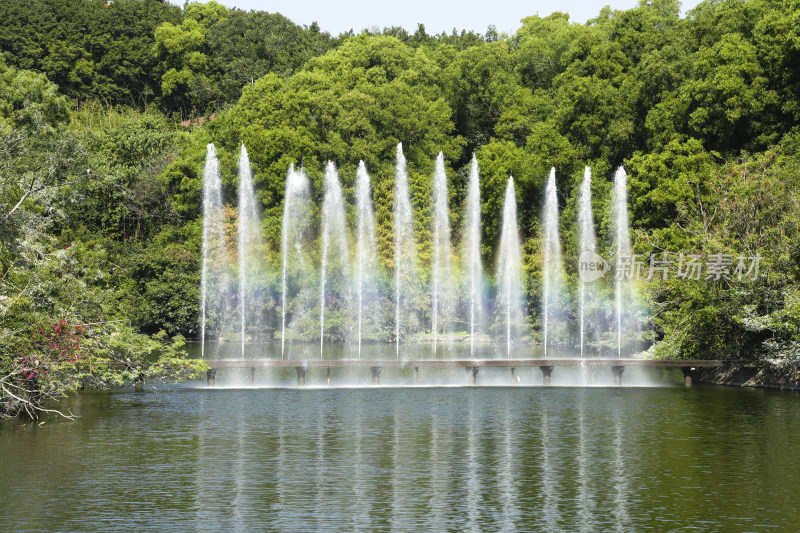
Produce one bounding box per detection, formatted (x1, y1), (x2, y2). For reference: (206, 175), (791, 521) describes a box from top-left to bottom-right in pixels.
(18, 320), (89, 378)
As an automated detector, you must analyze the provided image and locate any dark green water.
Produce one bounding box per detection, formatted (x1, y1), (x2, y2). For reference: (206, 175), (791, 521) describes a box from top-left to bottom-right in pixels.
(2, 384), (799, 532)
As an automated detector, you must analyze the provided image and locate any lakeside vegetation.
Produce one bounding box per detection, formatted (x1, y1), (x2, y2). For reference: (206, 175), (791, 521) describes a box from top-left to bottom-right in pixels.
(2, 0), (799, 417)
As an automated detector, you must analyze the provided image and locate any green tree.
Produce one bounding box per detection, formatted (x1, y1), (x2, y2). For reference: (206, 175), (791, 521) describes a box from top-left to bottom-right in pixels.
(206, 10), (336, 103)
(153, 1), (229, 116)
(0, 0), (181, 107)
(0, 61), (77, 231)
(646, 33), (778, 151)
(626, 138), (718, 248)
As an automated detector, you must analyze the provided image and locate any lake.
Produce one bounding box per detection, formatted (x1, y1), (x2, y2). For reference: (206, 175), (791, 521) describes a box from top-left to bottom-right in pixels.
(2, 376), (799, 531)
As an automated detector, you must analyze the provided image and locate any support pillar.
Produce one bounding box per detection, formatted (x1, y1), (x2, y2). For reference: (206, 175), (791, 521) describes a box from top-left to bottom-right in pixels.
(612, 366), (625, 386)
(134, 373), (144, 392)
(466, 366), (479, 385)
(414, 367), (419, 385)
(206, 368), (216, 387)
(370, 366), (383, 385)
(295, 366), (306, 386)
(539, 366), (553, 386)
(511, 367), (516, 385)
(681, 367), (695, 387)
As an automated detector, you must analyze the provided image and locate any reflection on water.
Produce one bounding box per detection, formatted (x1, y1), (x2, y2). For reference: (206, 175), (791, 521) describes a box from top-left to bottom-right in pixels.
(612, 398), (630, 531)
(429, 413), (445, 531)
(539, 404), (559, 531)
(501, 394), (519, 530)
(2, 387), (800, 531)
(577, 391), (595, 532)
(466, 394), (480, 532)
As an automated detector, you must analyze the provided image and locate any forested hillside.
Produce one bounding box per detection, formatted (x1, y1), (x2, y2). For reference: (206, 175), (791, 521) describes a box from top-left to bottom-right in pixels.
(2, 0), (799, 416)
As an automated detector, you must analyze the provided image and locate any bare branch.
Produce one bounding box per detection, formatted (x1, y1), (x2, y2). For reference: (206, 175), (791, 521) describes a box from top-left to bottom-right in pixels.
(0, 189), (35, 225)
(0, 370), (77, 421)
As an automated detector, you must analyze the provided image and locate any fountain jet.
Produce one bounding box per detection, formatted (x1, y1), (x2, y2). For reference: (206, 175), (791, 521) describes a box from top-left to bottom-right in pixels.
(355, 161), (377, 358)
(612, 166), (632, 358)
(577, 167), (596, 357)
(280, 164), (310, 358)
(319, 161), (350, 357)
(431, 153), (453, 355)
(237, 144), (262, 357)
(394, 144), (417, 359)
(463, 155), (483, 356)
(542, 168), (563, 358)
(200, 144), (228, 360)
(497, 176), (524, 358)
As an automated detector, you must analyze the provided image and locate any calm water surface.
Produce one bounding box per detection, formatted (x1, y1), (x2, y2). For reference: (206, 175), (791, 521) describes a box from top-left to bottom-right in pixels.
(2, 384), (799, 532)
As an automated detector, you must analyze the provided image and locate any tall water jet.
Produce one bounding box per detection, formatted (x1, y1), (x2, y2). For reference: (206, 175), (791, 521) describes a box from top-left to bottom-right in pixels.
(577, 166), (596, 357)
(394, 144), (417, 358)
(281, 164), (310, 358)
(431, 152), (453, 355)
(355, 161), (377, 358)
(319, 161), (350, 357)
(463, 155), (483, 356)
(542, 168), (563, 358)
(612, 166), (632, 358)
(200, 144), (228, 359)
(237, 144), (262, 357)
(497, 176), (524, 358)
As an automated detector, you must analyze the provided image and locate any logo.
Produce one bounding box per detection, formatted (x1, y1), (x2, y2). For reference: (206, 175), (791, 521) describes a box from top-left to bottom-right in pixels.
(579, 251), (608, 283)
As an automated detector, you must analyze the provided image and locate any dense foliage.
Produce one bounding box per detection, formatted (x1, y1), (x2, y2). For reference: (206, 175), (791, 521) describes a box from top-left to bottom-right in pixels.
(0, 61), (205, 418)
(0, 0), (338, 118)
(2, 0), (800, 416)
